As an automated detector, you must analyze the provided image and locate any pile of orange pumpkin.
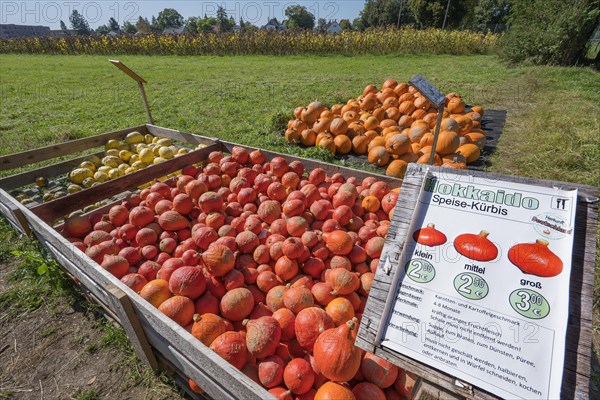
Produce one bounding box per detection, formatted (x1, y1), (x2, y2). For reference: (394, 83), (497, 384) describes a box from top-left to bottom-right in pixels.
(61, 147), (416, 400)
(285, 79), (486, 178)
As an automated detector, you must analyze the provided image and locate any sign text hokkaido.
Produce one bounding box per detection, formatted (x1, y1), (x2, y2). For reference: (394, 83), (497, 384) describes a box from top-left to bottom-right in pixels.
(424, 177), (540, 216)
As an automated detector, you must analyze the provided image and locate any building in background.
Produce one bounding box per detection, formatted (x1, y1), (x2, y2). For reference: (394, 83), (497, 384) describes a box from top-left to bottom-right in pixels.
(0, 24), (51, 39)
(263, 18), (286, 31)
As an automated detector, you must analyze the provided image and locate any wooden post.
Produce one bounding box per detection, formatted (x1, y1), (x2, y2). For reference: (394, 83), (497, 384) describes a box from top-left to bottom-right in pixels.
(429, 110), (445, 165)
(137, 81), (154, 124)
(109, 60), (154, 124)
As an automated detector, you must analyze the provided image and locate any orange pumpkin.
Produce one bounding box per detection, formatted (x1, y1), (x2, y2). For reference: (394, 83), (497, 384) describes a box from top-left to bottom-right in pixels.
(385, 134), (411, 155)
(313, 118), (332, 134)
(191, 313), (227, 346)
(442, 157), (468, 169)
(285, 129), (300, 144)
(456, 143), (481, 163)
(399, 152), (419, 163)
(372, 107), (386, 122)
(343, 111), (359, 124)
(447, 97), (466, 114)
(417, 152), (442, 166)
(158, 295), (195, 326)
(347, 122), (366, 138)
(408, 125), (429, 143)
(419, 131), (459, 155)
(394, 82), (409, 96)
(325, 297), (356, 326)
(466, 131), (486, 149)
(386, 160), (408, 178)
(364, 130), (379, 141)
(334, 135), (352, 154)
(315, 382), (356, 400)
(329, 118), (348, 136)
(397, 115), (414, 128)
(352, 135), (370, 154)
(439, 118), (459, 133)
(367, 136), (387, 151)
(317, 137), (336, 154)
(368, 146), (390, 167)
(363, 116), (379, 131)
(300, 129), (317, 146)
(385, 107), (401, 121)
(398, 101), (416, 115)
(362, 195), (381, 212)
(140, 279), (173, 307)
(471, 105), (484, 116)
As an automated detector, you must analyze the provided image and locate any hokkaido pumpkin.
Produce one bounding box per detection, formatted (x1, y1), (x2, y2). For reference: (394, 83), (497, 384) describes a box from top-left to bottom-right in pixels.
(325, 297), (355, 326)
(315, 382), (356, 400)
(140, 279), (173, 308)
(313, 318), (362, 382)
(158, 295), (195, 326)
(361, 353), (399, 388)
(454, 231), (498, 262)
(191, 313), (227, 346)
(210, 331), (248, 370)
(508, 239), (563, 277)
(295, 307), (334, 351)
(326, 268), (359, 295)
(245, 316), (282, 358)
(283, 358), (315, 395)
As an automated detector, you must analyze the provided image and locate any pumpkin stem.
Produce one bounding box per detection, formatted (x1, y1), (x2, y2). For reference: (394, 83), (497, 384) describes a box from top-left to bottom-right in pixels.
(193, 314), (201, 323)
(426, 223), (436, 228)
(479, 230), (490, 238)
(346, 318), (357, 330)
(242, 319), (249, 327)
(536, 239), (550, 246)
(330, 290), (338, 296)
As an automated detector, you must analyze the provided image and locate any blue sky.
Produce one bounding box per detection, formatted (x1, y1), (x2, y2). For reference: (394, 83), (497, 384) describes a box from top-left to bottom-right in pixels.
(0, 1), (366, 29)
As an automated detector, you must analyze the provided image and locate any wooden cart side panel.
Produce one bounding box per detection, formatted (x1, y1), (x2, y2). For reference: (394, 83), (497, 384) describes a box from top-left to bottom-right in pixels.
(0, 125), (147, 171)
(0, 194), (31, 235)
(3, 187), (274, 400)
(218, 141), (403, 188)
(146, 125), (217, 147)
(31, 143), (222, 223)
(0, 150), (105, 191)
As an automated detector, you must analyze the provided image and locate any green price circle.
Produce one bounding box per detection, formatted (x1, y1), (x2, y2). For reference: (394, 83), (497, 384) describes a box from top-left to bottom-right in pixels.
(453, 272), (489, 300)
(405, 258), (436, 284)
(509, 289), (550, 319)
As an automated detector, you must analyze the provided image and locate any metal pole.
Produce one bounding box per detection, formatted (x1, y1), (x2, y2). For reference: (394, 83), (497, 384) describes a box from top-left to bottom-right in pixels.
(429, 109), (445, 165)
(442, 0), (451, 29)
(137, 81), (154, 125)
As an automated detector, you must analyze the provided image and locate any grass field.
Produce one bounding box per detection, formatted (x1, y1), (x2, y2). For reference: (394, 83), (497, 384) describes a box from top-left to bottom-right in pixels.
(0, 54), (599, 397)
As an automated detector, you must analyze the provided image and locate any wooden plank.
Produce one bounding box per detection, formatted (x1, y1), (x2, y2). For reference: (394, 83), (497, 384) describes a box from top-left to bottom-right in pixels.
(32, 143), (221, 223)
(105, 283), (159, 369)
(356, 163), (598, 400)
(0, 196), (30, 235)
(218, 141), (403, 188)
(146, 125), (217, 147)
(3, 189), (273, 400)
(0, 125), (146, 171)
(0, 150), (105, 191)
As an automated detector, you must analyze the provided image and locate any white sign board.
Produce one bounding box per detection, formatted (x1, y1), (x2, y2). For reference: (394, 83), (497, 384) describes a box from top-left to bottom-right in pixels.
(379, 169), (577, 399)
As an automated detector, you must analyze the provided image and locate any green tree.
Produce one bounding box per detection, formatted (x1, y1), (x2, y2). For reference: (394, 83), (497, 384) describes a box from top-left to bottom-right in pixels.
(197, 17), (218, 33)
(69, 10), (91, 35)
(186, 17), (199, 33)
(136, 16), (152, 34)
(472, 0), (510, 31)
(96, 25), (109, 35)
(339, 19), (352, 30)
(108, 17), (120, 31)
(316, 18), (327, 31)
(151, 16), (157, 28)
(215, 6), (234, 32)
(59, 20), (67, 30)
(407, 0), (468, 28)
(352, 17), (365, 31)
(156, 8), (184, 29)
(284, 5), (315, 29)
(123, 21), (137, 34)
(501, 0), (600, 65)
(359, 0), (408, 28)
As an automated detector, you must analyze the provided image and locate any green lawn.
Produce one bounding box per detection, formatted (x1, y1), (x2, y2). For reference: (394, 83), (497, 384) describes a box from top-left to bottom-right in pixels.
(0, 53), (599, 392)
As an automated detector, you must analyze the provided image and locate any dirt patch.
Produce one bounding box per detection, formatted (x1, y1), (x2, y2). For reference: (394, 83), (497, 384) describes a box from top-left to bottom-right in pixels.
(0, 262), (183, 400)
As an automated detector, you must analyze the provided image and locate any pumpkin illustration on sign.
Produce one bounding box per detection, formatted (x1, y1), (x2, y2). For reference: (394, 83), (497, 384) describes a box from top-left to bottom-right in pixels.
(413, 223), (447, 247)
(454, 230), (498, 262)
(508, 239), (563, 277)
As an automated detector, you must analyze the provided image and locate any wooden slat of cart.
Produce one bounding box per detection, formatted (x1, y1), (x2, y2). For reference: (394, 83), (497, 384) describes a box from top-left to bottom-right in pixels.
(31, 143), (221, 223)
(0, 125), (146, 171)
(1, 189), (274, 400)
(218, 141), (403, 188)
(356, 164), (598, 400)
(0, 150), (105, 191)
